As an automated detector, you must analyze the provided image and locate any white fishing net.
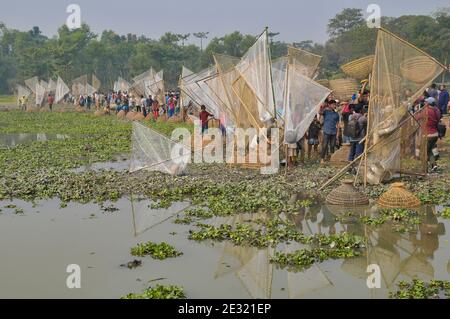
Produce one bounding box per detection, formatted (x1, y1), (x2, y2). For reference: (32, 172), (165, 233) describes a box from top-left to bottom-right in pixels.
(271, 57), (288, 121)
(235, 30), (275, 123)
(35, 81), (46, 106)
(365, 28), (446, 184)
(72, 75), (88, 96)
(55, 77), (70, 103)
(130, 122), (190, 175)
(47, 79), (56, 93)
(25, 76), (39, 94)
(284, 65), (331, 144)
(86, 83), (97, 96)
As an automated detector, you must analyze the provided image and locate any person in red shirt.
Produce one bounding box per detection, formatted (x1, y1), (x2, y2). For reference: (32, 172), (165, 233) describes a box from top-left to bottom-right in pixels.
(199, 105), (214, 134)
(415, 97), (441, 171)
(47, 94), (54, 111)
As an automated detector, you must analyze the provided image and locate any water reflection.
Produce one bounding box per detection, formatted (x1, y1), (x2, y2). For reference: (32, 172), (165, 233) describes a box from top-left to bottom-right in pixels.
(211, 204), (446, 298)
(0, 133), (68, 148)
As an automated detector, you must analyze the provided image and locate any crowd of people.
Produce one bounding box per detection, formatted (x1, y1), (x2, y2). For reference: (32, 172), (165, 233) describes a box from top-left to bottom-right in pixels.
(286, 83), (449, 173)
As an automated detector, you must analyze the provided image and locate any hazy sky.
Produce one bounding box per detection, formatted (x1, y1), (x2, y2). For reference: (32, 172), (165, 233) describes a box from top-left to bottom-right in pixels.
(1, 0), (449, 44)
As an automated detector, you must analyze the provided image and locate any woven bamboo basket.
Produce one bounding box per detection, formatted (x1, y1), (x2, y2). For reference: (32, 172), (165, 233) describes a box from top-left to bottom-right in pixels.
(126, 111), (137, 121)
(316, 79), (330, 88)
(94, 110), (105, 117)
(75, 106), (85, 113)
(329, 78), (359, 101)
(39, 107), (48, 112)
(326, 180), (369, 206)
(378, 182), (420, 208)
(330, 144), (351, 164)
(341, 55), (374, 80)
(116, 110), (126, 119)
(400, 56), (438, 84)
(26, 107), (37, 113)
(133, 113), (145, 121)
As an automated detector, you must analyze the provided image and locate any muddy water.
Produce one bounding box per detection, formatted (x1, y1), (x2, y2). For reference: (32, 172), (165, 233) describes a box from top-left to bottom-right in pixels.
(0, 199), (448, 299)
(0, 133), (69, 148)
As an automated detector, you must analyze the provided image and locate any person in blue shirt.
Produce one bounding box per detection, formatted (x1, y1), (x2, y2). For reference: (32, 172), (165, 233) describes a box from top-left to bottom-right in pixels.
(438, 84), (449, 115)
(320, 100), (340, 163)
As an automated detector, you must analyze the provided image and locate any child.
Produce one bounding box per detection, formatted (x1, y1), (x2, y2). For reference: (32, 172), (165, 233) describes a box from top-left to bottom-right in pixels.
(307, 118), (321, 160)
(199, 105), (213, 134)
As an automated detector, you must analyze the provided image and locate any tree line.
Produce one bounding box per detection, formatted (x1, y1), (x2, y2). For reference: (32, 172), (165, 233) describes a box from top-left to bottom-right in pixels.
(0, 8), (449, 94)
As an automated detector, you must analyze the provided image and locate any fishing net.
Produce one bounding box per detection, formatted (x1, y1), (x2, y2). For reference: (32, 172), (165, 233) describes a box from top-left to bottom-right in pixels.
(130, 122), (190, 175)
(55, 77), (70, 103)
(364, 28), (445, 184)
(271, 57), (287, 121)
(86, 83), (97, 96)
(47, 79), (57, 93)
(287, 46), (322, 79)
(35, 81), (46, 106)
(235, 30), (275, 123)
(284, 65), (331, 143)
(72, 75), (88, 96)
(25, 76), (38, 94)
(145, 70), (165, 104)
(17, 84), (31, 101)
(179, 66), (199, 111)
(92, 74), (101, 91)
(116, 77), (131, 92)
(180, 67), (220, 118)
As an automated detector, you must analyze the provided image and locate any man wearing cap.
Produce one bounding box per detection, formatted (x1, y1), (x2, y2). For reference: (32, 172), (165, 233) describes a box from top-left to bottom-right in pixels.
(416, 97), (441, 172)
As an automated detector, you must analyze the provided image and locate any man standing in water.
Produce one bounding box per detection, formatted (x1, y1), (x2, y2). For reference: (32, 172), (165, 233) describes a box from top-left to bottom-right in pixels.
(320, 100), (340, 164)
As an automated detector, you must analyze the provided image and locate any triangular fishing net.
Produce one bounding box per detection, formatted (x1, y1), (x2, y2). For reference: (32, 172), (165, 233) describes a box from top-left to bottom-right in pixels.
(284, 65), (331, 144)
(25, 76), (38, 94)
(55, 77), (70, 103)
(92, 74), (101, 91)
(235, 30), (275, 123)
(287, 46), (322, 79)
(363, 28), (446, 184)
(130, 122), (189, 175)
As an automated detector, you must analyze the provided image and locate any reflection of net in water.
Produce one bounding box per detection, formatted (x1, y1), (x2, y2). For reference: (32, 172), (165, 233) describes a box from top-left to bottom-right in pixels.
(130, 198), (191, 236)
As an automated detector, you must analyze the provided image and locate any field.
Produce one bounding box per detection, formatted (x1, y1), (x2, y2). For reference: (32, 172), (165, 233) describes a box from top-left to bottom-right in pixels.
(0, 95), (15, 106)
(0, 110), (449, 299)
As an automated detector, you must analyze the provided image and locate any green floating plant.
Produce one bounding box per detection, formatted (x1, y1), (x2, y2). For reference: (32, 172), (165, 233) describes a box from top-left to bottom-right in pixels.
(389, 279), (450, 299)
(130, 241), (183, 259)
(121, 284), (186, 299)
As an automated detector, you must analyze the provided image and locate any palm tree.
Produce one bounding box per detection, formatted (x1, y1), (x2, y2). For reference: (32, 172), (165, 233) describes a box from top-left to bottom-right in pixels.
(178, 33), (191, 46)
(193, 32), (209, 52)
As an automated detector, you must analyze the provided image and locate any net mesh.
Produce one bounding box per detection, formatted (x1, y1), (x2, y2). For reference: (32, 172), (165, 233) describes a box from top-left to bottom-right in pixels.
(72, 75), (88, 96)
(130, 122), (189, 175)
(284, 65), (331, 143)
(92, 74), (101, 91)
(363, 28), (445, 184)
(35, 81), (46, 105)
(25, 76), (38, 94)
(271, 57), (288, 121)
(47, 79), (56, 93)
(17, 84), (31, 101)
(287, 46), (322, 79)
(55, 77), (70, 103)
(179, 66), (199, 111)
(235, 30), (275, 123)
